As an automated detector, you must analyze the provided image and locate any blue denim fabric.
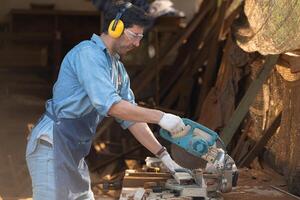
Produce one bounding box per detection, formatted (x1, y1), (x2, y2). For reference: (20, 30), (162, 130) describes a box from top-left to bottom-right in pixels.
(26, 34), (136, 156)
(26, 141), (55, 200)
(26, 141), (94, 200)
(26, 34), (136, 198)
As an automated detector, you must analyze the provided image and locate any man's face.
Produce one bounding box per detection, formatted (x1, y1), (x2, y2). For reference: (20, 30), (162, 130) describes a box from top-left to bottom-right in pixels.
(114, 25), (144, 56)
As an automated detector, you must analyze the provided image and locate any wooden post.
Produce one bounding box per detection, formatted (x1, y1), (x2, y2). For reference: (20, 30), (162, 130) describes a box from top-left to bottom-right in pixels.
(132, 0), (215, 95)
(238, 112), (282, 167)
(221, 55), (279, 146)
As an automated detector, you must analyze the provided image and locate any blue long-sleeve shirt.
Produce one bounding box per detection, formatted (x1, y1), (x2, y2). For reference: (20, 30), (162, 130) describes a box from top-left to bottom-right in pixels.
(26, 34), (136, 156)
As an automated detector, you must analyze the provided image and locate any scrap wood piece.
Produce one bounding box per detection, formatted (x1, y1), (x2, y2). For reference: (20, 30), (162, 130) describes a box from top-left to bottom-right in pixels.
(196, 32), (237, 128)
(122, 170), (171, 187)
(194, 0), (228, 117)
(278, 53), (300, 74)
(231, 118), (253, 160)
(221, 55), (279, 146)
(161, 45), (209, 109)
(270, 185), (300, 200)
(168, 5), (226, 112)
(162, 2), (227, 111)
(220, 0), (243, 39)
(235, 139), (254, 165)
(160, 17), (215, 107)
(238, 112), (282, 167)
(132, 0), (216, 95)
(160, 6), (216, 100)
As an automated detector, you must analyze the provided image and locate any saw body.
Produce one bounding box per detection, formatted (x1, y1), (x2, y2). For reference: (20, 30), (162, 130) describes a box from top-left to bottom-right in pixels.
(159, 118), (238, 199)
(160, 118), (224, 166)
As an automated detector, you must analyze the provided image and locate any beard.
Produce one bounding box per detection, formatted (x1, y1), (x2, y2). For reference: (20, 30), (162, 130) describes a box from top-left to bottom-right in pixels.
(117, 45), (135, 55)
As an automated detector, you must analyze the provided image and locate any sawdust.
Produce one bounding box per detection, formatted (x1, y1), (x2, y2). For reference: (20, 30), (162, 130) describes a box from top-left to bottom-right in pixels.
(233, 186), (284, 197)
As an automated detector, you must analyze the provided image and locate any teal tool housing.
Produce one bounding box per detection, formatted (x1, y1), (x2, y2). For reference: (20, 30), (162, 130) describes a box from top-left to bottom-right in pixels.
(159, 118), (219, 157)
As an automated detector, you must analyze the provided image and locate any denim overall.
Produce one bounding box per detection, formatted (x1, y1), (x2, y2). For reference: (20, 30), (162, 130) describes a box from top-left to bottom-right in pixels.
(46, 106), (100, 199)
(42, 42), (127, 199)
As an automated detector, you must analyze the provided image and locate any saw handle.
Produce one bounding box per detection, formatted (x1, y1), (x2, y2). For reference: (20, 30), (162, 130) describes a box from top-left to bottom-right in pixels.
(159, 118), (220, 157)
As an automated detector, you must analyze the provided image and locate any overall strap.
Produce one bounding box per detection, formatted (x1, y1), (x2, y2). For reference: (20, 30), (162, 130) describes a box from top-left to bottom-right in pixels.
(45, 101), (58, 123)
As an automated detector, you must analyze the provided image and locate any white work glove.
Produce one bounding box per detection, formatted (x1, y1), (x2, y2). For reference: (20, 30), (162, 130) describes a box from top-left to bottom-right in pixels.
(159, 151), (183, 173)
(158, 113), (185, 136)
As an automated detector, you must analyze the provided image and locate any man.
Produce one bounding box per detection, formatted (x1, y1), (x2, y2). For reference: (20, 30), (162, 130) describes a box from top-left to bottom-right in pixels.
(26, 2), (186, 200)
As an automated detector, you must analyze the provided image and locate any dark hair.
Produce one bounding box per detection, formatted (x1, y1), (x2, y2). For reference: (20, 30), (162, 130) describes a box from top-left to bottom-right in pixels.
(102, 2), (153, 33)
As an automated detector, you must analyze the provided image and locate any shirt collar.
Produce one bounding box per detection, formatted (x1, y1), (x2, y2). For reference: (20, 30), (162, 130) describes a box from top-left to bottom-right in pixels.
(91, 34), (106, 51)
(91, 33), (121, 60)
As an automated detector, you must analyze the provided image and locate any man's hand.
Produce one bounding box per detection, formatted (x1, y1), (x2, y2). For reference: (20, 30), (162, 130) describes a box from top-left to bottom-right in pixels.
(158, 113), (185, 136)
(159, 151), (183, 173)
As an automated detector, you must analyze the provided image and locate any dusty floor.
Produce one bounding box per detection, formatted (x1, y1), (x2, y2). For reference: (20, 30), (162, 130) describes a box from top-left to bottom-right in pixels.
(0, 67), (299, 200)
(223, 168), (298, 200)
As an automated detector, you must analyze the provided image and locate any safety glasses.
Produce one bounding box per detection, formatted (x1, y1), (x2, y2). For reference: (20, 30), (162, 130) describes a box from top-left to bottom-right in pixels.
(124, 29), (143, 42)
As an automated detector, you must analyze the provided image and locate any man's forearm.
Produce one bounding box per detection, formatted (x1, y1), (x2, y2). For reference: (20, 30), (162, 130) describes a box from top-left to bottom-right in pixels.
(128, 122), (162, 155)
(108, 100), (164, 124)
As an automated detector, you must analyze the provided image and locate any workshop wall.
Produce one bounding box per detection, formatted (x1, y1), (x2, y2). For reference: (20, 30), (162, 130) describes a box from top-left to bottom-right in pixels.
(0, 0), (96, 22)
(0, 0), (8, 23)
(0, 0), (202, 23)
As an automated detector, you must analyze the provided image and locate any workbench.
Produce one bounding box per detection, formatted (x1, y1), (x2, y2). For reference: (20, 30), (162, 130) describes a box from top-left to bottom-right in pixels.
(118, 168), (299, 200)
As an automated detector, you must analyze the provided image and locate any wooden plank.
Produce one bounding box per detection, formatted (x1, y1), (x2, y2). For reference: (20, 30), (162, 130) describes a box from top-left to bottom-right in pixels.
(122, 176), (169, 187)
(221, 55), (279, 146)
(160, 38), (211, 110)
(162, 1), (226, 114)
(194, 1), (228, 117)
(132, 0), (215, 95)
(160, 0), (227, 114)
(122, 171), (171, 188)
(238, 112), (282, 167)
(161, 6), (221, 109)
(125, 172), (171, 178)
(270, 185), (300, 200)
(231, 118), (252, 160)
(159, 7), (216, 101)
(220, 3), (243, 39)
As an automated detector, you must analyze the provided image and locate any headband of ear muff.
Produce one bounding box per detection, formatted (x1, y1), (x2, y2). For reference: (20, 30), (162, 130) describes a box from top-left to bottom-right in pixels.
(108, 2), (133, 38)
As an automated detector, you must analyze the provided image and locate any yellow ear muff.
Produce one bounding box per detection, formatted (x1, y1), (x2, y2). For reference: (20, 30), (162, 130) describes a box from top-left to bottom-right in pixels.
(108, 19), (124, 38)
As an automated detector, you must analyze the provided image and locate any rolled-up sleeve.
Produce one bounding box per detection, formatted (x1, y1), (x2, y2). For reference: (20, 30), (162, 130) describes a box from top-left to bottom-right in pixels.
(75, 46), (121, 116)
(115, 66), (137, 129)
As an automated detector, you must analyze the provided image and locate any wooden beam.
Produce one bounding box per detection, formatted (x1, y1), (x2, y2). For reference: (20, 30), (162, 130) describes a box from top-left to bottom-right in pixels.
(231, 118), (252, 160)
(195, 1), (228, 117)
(132, 0), (215, 95)
(161, 3), (225, 110)
(238, 112), (282, 167)
(221, 55), (279, 146)
(159, 7), (216, 101)
(160, 28), (213, 108)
